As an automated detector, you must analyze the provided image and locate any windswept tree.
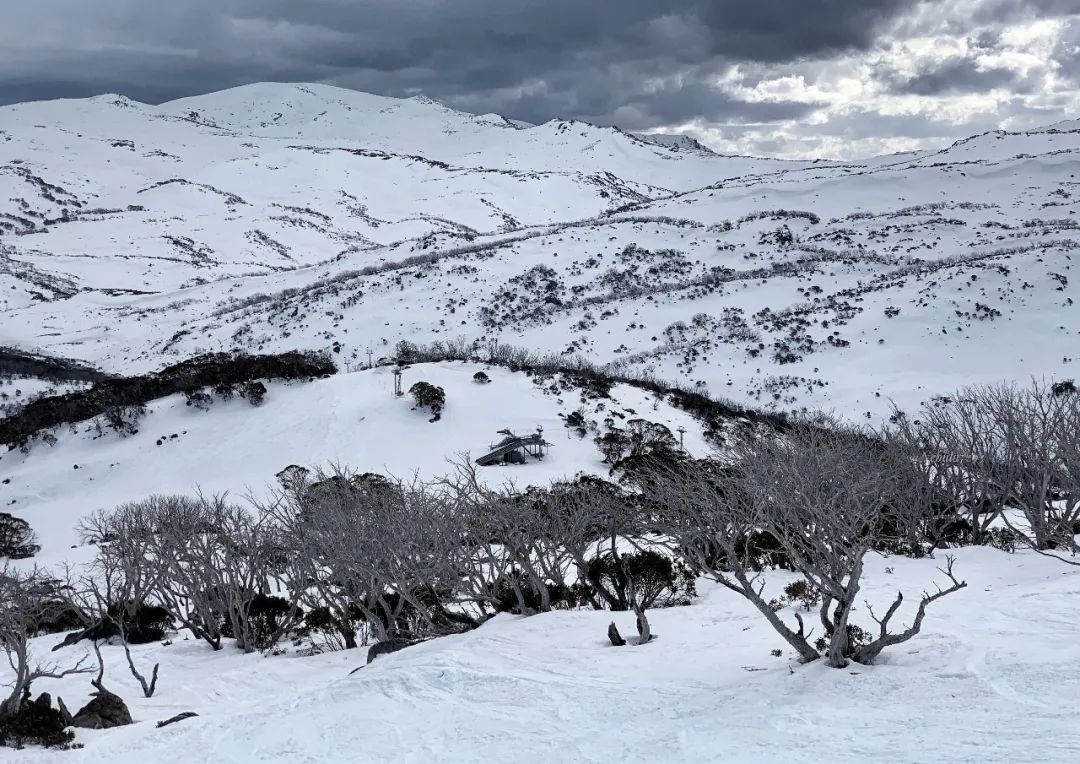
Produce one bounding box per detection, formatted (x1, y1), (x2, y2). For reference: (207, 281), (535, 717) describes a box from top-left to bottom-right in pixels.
(258, 467), (467, 647)
(644, 421), (966, 667)
(81, 494), (303, 653)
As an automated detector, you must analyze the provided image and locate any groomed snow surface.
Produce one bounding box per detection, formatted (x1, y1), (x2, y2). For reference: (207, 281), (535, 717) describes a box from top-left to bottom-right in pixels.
(9, 547), (1080, 763)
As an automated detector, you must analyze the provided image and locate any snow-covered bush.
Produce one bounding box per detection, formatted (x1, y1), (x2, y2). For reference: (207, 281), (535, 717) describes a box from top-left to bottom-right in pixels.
(408, 381), (445, 421)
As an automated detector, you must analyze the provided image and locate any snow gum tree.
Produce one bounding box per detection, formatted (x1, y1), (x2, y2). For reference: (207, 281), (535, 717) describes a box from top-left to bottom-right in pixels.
(644, 421), (966, 668)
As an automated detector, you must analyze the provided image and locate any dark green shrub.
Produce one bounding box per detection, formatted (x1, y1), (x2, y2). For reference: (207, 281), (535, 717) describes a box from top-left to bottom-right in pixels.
(184, 389), (213, 410)
(0, 513), (40, 559)
(815, 624), (870, 659)
(490, 572), (578, 614)
(781, 579), (821, 611)
(579, 550), (696, 611)
(242, 381), (267, 406)
(219, 594), (292, 649)
(987, 527), (1019, 553)
(408, 381), (445, 421)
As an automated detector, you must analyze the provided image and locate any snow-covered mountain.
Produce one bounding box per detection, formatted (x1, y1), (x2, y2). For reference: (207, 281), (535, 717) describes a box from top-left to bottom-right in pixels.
(1, 82), (1076, 420)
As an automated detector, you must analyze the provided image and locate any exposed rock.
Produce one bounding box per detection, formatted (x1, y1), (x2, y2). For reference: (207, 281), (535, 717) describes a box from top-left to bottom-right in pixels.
(70, 688), (132, 729)
(366, 637), (418, 664)
(56, 696), (73, 726)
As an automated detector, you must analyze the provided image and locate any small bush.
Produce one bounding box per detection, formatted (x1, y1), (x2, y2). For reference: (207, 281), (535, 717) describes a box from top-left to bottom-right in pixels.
(564, 408), (587, 438)
(297, 605), (359, 650)
(1051, 379), (1076, 396)
(731, 530), (793, 572)
(987, 527), (1019, 553)
(105, 602), (173, 644)
(184, 389), (213, 411)
(472, 371), (490, 384)
(782, 579), (821, 611)
(490, 573), (579, 614)
(213, 382), (237, 400)
(0, 513), (40, 559)
(408, 381), (446, 421)
(100, 404), (146, 435)
(579, 550), (696, 611)
(218, 593), (293, 650)
(243, 381), (267, 406)
(248, 594), (293, 649)
(814, 624), (870, 659)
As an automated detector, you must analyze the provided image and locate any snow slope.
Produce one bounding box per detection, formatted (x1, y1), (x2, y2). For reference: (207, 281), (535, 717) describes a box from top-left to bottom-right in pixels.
(9, 546), (1080, 763)
(0, 361), (711, 563)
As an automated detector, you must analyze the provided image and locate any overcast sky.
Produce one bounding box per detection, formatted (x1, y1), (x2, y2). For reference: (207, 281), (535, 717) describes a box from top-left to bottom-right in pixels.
(1, 0), (1077, 158)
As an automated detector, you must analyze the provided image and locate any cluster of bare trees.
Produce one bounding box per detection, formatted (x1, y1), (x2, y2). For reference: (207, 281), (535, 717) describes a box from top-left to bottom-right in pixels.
(3, 379), (1076, 720)
(642, 424), (968, 667)
(77, 494), (303, 655)
(889, 380), (1080, 555)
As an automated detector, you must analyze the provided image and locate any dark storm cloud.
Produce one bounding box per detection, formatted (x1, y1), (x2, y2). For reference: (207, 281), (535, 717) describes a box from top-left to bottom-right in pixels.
(0, 0), (1076, 157)
(884, 59), (1021, 96)
(0, 0), (910, 121)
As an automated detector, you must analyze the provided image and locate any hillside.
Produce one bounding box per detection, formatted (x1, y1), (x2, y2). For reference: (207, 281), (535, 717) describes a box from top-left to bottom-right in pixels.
(2, 84), (1080, 762)
(0, 360), (712, 562)
(1, 83), (1077, 419)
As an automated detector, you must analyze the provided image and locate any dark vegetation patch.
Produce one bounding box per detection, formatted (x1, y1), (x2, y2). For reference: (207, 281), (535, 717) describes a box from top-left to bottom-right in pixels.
(0, 348), (108, 384)
(0, 350), (335, 448)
